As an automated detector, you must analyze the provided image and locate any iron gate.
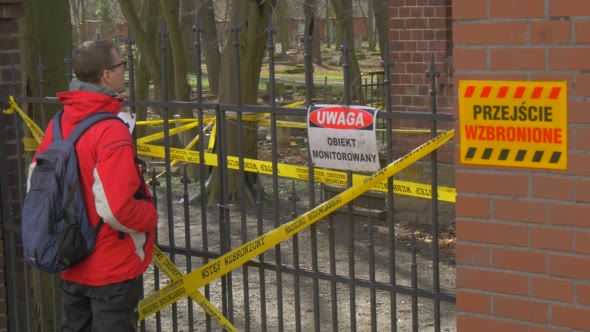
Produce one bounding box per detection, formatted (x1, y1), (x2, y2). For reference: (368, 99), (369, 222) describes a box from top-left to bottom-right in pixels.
(0, 20), (455, 332)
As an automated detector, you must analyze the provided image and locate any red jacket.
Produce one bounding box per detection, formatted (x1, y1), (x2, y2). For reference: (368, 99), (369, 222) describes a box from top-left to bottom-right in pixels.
(30, 89), (158, 286)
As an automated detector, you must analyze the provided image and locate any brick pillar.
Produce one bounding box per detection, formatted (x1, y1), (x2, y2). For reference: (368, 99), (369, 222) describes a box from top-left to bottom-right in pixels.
(0, 1), (23, 331)
(389, 0), (454, 163)
(455, 0), (590, 330)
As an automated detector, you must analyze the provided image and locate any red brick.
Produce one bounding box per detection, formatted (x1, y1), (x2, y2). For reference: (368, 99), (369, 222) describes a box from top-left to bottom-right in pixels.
(567, 100), (590, 124)
(575, 126), (590, 150)
(457, 220), (529, 247)
(456, 172), (529, 196)
(531, 276), (574, 302)
(456, 243), (491, 267)
(548, 48), (590, 71)
(574, 231), (590, 254)
(530, 327), (572, 332)
(453, 48), (487, 70)
(454, 22), (528, 45)
(531, 226), (574, 252)
(490, 48), (545, 71)
(575, 179), (590, 203)
(557, 152), (590, 176)
(552, 304), (590, 330)
(456, 195), (489, 218)
(551, 203), (590, 228)
(457, 267), (529, 296)
(490, 0), (545, 18)
(576, 282), (590, 306)
(576, 73), (590, 98)
(493, 295), (549, 323)
(452, 0), (487, 19)
(549, 0), (590, 17)
(530, 21), (572, 44)
(549, 254), (590, 280)
(532, 176), (573, 201)
(457, 314), (529, 332)
(493, 199), (548, 224)
(492, 248), (546, 274)
(456, 290), (490, 314)
(454, 74), (529, 86)
(575, 21), (590, 43)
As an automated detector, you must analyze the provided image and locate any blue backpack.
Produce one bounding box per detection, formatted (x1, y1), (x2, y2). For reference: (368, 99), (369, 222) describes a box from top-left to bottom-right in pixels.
(22, 111), (120, 273)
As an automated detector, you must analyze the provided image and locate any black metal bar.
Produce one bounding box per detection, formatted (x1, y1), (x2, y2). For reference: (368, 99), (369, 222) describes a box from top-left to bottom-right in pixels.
(230, 16), (247, 329)
(367, 215), (377, 332)
(193, 19), (213, 332)
(181, 165), (194, 332)
(150, 167), (162, 331)
(341, 38), (357, 331)
(303, 25), (320, 332)
(159, 23), (172, 331)
(382, 43), (398, 332)
(254, 174), (268, 332)
(411, 226), (419, 332)
(328, 214), (338, 332)
(264, 13), (285, 332)
(37, 56), (47, 128)
(126, 31), (136, 112)
(426, 54), (442, 332)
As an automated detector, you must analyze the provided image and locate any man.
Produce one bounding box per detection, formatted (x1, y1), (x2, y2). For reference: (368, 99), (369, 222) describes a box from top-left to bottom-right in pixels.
(29, 39), (158, 331)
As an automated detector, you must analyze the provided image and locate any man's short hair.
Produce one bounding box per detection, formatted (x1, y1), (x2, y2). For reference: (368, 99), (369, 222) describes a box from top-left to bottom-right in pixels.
(72, 39), (118, 84)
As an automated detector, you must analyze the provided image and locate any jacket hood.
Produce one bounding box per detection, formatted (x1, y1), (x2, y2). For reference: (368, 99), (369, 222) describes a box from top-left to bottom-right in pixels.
(56, 80), (123, 123)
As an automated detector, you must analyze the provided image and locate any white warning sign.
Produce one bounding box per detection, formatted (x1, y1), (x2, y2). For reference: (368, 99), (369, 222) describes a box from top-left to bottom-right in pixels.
(307, 104), (380, 172)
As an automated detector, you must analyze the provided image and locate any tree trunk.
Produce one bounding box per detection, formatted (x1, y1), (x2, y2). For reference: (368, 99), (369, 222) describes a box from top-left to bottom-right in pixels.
(371, 0), (387, 56)
(207, 0), (275, 203)
(20, 1), (72, 328)
(276, 0), (289, 56)
(367, 0), (376, 51)
(119, 0), (163, 99)
(331, 0), (364, 104)
(197, 0), (221, 95)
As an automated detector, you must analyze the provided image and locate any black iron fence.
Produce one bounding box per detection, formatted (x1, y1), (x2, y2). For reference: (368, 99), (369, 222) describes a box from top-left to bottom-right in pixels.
(1, 18), (455, 332)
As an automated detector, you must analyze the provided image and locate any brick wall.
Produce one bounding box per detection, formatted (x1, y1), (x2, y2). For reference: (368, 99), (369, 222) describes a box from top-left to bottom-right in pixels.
(389, 0), (454, 163)
(0, 1), (23, 331)
(455, 0), (590, 330)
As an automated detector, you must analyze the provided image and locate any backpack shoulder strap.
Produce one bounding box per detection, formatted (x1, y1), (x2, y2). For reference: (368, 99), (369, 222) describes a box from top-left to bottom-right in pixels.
(66, 112), (122, 144)
(51, 111), (65, 142)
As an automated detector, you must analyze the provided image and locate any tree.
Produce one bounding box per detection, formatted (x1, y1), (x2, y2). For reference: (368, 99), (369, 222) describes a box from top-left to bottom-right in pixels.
(20, 2), (72, 329)
(276, 0), (289, 56)
(370, 0), (387, 57)
(330, 0), (364, 104)
(206, 0), (276, 203)
(196, 0), (221, 95)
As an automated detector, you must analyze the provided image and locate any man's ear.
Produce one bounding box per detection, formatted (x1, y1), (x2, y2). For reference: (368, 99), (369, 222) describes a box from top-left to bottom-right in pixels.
(99, 69), (110, 85)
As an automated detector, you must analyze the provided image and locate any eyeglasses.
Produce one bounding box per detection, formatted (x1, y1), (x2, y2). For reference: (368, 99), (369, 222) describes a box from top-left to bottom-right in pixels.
(107, 61), (127, 71)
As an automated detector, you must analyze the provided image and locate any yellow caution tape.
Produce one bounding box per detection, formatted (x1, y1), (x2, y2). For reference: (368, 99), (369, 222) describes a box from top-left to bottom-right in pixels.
(137, 129), (454, 319)
(151, 246), (237, 332)
(5, 97), (456, 201)
(136, 141), (456, 202)
(137, 120), (203, 144)
(23, 137), (40, 152)
(3, 96), (45, 144)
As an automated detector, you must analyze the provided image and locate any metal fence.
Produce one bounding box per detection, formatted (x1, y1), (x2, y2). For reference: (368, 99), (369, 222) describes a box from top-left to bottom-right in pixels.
(1, 18), (455, 332)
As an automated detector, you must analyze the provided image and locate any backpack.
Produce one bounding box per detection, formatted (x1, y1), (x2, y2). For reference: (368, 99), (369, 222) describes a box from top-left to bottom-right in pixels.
(22, 111), (120, 273)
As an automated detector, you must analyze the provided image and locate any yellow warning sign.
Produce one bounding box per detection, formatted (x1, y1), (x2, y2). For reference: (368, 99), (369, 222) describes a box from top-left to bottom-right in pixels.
(459, 81), (567, 169)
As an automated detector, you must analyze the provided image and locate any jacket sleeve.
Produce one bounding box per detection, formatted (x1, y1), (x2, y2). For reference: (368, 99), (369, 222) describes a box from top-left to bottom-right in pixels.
(92, 121), (158, 233)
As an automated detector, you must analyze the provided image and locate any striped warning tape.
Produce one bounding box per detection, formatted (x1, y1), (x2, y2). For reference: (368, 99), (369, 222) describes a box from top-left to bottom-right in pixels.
(137, 130), (454, 319)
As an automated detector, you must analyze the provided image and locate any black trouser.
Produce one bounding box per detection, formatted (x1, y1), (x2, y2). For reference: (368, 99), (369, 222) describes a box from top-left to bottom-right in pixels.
(60, 277), (142, 332)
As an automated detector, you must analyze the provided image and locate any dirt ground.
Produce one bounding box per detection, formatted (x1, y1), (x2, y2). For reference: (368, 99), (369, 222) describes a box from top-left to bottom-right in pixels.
(140, 145), (456, 332)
